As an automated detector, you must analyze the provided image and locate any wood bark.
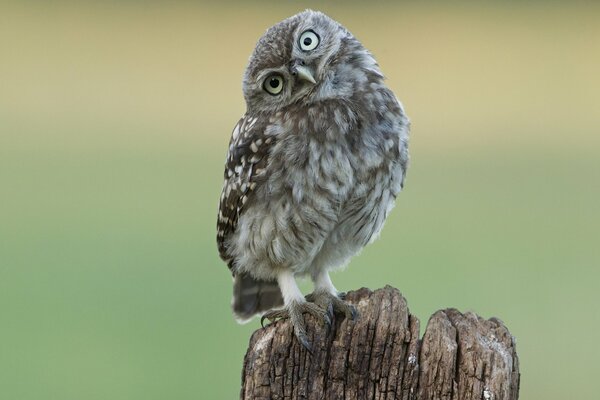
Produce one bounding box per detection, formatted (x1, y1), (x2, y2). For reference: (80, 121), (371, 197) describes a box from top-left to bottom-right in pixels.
(241, 286), (519, 400)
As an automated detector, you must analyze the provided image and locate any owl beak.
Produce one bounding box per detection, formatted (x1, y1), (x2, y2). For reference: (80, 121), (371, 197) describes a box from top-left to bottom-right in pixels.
(291, 62), (317, 85)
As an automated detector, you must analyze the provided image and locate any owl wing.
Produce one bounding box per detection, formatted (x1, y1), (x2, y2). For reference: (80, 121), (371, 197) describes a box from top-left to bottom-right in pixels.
(217, 114), (271, 270)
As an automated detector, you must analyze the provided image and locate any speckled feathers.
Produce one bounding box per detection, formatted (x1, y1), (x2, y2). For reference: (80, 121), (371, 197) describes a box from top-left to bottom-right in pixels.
(216, 10), (410, 320)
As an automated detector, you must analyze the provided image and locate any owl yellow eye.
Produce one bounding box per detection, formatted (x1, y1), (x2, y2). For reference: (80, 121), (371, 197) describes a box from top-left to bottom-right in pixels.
(299, 30), (319, 51)
(263, 74), (284, 95)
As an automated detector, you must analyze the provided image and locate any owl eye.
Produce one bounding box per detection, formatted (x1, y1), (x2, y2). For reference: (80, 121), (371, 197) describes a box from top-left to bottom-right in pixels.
(299, 30), (319, 51)
(263, 74), (284, 95)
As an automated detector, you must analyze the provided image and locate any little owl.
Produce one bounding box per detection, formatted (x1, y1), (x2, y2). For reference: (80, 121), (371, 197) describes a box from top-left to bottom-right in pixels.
(217, 10), (410, 350)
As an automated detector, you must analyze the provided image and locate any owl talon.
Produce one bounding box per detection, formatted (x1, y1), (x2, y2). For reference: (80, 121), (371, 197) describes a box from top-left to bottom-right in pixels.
(296, 331), (313, 354)
(326, 303), (335, 322)
(305, 291), (358, 322)
(261, 301), (331, 351)
(260, 315), (270, 328)
(348, 304), (359, 320)
(260, 309), (288, 327)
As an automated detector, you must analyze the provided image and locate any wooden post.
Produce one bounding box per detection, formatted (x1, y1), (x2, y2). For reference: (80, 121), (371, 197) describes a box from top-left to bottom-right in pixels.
(241, 286), (519, 400)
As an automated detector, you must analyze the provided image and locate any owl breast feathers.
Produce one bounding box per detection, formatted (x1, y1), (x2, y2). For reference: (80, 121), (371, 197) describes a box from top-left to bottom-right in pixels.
(217, 10), (409, 319)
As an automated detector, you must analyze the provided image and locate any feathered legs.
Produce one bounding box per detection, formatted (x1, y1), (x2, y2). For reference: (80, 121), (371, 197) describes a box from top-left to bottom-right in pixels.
(261, 269), (330, 352)
(261, 269), (357, 352)
(306, 269), (358, 321)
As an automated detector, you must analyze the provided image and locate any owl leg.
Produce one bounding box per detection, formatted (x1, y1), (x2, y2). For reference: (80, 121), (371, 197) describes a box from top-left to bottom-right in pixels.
(261, 269), (331, 352)
(306, 269), (358, 321)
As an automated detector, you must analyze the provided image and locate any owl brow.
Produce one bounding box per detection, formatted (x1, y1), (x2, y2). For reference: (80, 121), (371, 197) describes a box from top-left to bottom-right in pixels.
(296, 27), (315, 42)
(256, 67), (287, 84)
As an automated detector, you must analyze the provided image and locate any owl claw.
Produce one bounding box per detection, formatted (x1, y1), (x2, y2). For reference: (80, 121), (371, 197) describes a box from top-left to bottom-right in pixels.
(297, 332), (313, 354)
(348, 304), (359, 320)
(260, 314), (270, 328)
(261, 300), (331, 352)
(261, 309), (288, 328)
(305, 291), (358, 321)
(326, 303), (335, 322)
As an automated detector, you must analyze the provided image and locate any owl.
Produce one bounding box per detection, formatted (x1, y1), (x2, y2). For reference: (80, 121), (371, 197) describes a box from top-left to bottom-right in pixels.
(217, 10), (409, 350)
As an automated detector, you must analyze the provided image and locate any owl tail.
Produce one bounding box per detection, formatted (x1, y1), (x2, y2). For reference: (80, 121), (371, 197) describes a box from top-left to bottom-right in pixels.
(232, 273), (283, 322)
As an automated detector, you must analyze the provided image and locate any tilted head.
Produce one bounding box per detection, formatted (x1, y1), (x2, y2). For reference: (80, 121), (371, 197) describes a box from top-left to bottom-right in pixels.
(243, 10), (383, 113)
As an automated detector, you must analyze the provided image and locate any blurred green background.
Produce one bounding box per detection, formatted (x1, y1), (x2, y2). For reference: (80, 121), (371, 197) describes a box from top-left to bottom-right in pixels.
(1, 1), (599, 399)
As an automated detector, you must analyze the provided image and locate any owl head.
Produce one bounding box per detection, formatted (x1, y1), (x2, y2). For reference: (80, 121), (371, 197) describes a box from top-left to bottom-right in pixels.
(242, 10), (382, 113)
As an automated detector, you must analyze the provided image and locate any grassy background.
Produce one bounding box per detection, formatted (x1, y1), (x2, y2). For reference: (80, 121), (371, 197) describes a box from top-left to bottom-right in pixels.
(1, 1), (599, 399)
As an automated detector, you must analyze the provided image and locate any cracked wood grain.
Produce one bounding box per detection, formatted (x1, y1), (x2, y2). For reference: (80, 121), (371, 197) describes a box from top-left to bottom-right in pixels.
(241, 286), (519, 400)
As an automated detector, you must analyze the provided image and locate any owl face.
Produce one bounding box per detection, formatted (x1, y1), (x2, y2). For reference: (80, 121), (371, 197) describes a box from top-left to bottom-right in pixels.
(242, 10), (357, 113)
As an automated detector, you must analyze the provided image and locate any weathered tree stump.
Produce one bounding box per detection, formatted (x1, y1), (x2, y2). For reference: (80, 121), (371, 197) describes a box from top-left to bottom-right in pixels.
(241, 286), (519, 400)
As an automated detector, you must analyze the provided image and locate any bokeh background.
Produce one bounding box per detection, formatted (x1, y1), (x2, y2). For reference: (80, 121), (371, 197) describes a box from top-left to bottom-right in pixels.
(1, 1), (599, 399)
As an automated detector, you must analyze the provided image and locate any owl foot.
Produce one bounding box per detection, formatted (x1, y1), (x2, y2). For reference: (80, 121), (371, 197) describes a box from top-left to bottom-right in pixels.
(305, 291), (359, 321)
(261, 301), (331, 353)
